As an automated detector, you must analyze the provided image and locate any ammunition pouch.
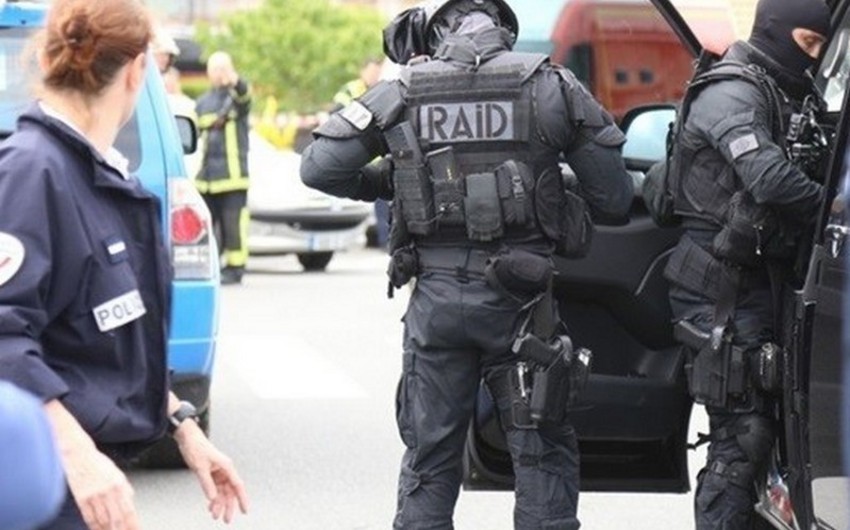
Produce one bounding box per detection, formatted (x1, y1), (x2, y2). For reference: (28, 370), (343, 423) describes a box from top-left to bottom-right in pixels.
(464, 172), (504, 241)
(484, 248), (553, 301)
(385, 122), (435, 236)
(712, 192), (796, 268)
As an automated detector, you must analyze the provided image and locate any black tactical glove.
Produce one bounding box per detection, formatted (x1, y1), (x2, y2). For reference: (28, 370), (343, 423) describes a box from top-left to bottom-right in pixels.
(360, 157), (394, 201)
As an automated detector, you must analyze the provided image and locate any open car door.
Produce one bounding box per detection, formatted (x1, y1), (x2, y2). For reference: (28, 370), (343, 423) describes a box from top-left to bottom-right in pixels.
(779, 5), (850, 526)
(463, 0), (737, 494)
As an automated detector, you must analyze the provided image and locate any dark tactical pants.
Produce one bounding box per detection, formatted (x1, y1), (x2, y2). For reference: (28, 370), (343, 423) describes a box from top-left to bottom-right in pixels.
(670, 285), (775, 530)
(393, 248), (579, 530)
(201, 190), (249, 269)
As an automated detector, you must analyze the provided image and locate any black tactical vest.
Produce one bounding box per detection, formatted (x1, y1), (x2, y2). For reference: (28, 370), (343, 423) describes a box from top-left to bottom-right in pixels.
(672, 62), (789, 228)
(392, 52), (563, 247)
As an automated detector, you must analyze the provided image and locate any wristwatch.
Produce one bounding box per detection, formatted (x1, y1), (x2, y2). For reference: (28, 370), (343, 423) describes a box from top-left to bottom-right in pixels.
(167, 400), (199, 436)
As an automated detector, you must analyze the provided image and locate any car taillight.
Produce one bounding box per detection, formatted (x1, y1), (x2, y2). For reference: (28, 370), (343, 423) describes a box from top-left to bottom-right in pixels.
(172, 206), (206, 245)
(169, 178), (217, 280)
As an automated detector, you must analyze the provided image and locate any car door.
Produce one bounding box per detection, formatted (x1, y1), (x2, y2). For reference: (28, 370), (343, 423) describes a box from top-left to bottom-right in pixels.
(782, 3), (850, 526)
(464, 0), (735, 494)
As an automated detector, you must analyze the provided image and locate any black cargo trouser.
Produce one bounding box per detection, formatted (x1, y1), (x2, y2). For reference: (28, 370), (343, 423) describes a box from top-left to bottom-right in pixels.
(393, 247), (580, 530)
(670, 284), (776, 530)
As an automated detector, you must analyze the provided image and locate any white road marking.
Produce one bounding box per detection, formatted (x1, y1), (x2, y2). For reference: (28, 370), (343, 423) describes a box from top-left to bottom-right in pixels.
(218, 333), (368, 400)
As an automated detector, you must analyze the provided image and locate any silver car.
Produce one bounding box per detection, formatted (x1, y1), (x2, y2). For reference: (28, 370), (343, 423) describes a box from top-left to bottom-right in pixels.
(247, 133), (371, 271)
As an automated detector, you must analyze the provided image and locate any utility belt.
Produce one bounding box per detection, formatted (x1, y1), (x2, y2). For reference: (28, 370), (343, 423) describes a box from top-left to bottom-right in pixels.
(664, 235), (770, 301)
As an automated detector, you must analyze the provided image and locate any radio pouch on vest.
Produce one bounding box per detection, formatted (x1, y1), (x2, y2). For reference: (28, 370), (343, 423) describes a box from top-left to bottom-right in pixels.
(426, 146), (465, 226)
(385, 122), (435, 235)
(464, 173), (504, 241)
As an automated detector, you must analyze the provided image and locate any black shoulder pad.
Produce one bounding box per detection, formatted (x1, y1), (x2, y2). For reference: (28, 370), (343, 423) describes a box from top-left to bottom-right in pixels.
(359, 80), (407, 130)
(555, 66), (610, 128)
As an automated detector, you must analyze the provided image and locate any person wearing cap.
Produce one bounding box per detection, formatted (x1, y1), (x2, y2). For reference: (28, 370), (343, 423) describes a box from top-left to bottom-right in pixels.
(152, 27), (180, 75)
(663, 0), (829, 528)
(301, 0), (633, 527)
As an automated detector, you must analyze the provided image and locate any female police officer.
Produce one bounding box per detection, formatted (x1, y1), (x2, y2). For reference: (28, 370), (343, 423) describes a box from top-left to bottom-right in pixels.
(0, 1), (248, 528)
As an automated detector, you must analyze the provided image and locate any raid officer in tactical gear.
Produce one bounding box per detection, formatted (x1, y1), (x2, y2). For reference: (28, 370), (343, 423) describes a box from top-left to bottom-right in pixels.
(301, 0), (632, 528)
(663, 0), (828, 528)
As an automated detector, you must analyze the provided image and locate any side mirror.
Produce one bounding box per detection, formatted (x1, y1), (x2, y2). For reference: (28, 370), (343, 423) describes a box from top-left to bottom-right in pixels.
(620, 105), (676, 170)
(175, 114), (198, 155)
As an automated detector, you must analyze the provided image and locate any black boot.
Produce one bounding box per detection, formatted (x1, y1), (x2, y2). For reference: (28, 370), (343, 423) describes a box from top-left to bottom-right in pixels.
(220, 266), (244, 285)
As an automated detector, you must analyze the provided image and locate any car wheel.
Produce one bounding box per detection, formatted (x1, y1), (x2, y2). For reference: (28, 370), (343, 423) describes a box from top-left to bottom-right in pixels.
(297, 252), (333, 272)
(133, 406), (210, 469)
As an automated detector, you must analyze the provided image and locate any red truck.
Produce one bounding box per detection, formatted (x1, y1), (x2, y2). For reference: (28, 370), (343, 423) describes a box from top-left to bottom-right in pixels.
(549, 0), (736, 119)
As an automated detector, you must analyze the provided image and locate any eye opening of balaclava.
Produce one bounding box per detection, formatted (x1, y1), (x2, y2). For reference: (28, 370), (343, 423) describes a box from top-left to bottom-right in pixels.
(748, 0), (830, 75)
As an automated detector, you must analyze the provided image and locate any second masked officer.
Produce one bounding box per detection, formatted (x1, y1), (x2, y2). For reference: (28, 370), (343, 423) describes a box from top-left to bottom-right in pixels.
(661, 0), (829, 528)
(301, 0), (633, 528)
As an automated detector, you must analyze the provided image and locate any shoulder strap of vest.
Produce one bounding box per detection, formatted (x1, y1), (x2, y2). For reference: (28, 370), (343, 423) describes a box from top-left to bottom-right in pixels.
(484, 52), (549, 84)
(680, 60), (783, 137)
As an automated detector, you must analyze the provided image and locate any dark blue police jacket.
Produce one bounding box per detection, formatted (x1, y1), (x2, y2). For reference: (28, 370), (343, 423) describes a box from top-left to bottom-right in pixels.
(0, 105), (172, 456)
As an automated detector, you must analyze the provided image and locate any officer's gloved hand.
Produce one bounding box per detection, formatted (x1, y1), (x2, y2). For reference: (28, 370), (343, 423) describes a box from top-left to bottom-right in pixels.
(360, 157), (395, 201)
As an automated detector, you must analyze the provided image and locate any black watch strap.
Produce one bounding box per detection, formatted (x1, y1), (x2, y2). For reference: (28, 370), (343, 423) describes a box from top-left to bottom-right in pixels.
(167, 401), (198, 436)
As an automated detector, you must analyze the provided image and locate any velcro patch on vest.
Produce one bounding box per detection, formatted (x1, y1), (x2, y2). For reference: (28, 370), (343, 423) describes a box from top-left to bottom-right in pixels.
(728, 133), (759, 160)
(339, 101), (374, 131)
(419, 101), (518, 143)
(92, 289), (147, 332)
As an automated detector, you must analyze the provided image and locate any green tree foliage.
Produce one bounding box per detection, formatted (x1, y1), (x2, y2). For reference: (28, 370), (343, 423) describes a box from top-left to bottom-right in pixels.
(196, 0), (385, 113)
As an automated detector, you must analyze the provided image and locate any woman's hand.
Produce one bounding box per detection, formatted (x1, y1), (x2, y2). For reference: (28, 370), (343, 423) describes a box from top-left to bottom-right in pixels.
(174, 421), (249, 523)
(44, 399), (139, 530)
(64, 446), (139, 530)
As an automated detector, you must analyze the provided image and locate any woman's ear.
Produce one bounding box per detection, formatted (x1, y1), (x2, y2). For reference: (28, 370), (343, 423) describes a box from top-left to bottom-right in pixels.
(127, 52), (147, 92)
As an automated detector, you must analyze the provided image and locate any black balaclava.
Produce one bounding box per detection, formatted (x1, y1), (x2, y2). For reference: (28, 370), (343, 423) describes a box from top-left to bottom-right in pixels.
(748, 0), (830, 76)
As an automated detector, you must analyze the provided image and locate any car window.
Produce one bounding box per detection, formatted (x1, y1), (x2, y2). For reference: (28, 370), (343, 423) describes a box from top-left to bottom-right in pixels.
(818, 11), (850, 112)
(0, 26), (142, 171)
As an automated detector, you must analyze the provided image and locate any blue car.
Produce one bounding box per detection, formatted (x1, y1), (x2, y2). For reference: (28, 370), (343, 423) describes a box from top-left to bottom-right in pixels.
(0, 1), (220, 466)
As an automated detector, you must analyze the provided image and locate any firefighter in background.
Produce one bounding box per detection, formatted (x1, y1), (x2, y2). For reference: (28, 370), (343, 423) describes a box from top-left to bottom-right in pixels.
(195, 51), (252, 285)
(332, 57), (383, 111)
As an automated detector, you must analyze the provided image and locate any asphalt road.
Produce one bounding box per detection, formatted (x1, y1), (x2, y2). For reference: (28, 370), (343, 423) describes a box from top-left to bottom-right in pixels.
(130, 248), (710, 530)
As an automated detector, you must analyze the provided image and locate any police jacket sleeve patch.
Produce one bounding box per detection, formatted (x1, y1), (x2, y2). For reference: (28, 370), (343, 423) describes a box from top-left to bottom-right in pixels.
(0, 232), (25, 287)
(728, 133), (760, 160)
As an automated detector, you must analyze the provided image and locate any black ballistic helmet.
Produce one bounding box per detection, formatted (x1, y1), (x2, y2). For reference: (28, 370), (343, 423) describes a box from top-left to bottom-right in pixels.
(425, 0), (519, 44)
(383, 0), (518, 64)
